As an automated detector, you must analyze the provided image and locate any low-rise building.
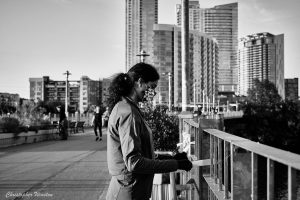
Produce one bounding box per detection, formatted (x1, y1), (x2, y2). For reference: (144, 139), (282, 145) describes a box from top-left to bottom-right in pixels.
(29, 76), (102, 113)
(285, 78), (298, 101)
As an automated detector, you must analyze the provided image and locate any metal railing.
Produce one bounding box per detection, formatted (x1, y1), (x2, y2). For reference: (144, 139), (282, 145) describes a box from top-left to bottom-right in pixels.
(158, 113), (300, 200)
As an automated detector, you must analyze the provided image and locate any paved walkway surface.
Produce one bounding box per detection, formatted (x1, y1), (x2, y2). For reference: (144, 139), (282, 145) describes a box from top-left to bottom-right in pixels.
(0, 128), (110, 200)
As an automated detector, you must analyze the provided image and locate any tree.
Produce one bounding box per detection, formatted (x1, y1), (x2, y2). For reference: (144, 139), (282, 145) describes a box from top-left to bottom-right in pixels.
(239, 79), (300, 154)
(142, 104), (179, 151)
(247, 79), (282, 105)
(140, 90), (179, 151)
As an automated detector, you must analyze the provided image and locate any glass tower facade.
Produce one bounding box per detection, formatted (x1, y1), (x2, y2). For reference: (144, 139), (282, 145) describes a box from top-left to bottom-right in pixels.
(153, 24), (218, 108)
(125, 0), (158, 71)
(238, 32), (285, 98)
(177, 2), (238, 93)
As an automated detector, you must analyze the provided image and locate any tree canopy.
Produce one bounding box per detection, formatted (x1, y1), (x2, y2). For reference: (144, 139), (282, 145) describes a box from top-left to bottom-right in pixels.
(247, 79), (282, 105)
(240, 79), (300, 154)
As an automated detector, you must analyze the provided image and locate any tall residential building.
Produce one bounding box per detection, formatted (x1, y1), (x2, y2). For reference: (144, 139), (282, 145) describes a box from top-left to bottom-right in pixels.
(285, 78), (298, 101)
(29, 76), (101, 113)
(152, 24), (218, 108)
(176, 1), (238, 93)
(125, 0), (158, 71)
(43, 76), (80, 112)
(238, 32), (285, 98)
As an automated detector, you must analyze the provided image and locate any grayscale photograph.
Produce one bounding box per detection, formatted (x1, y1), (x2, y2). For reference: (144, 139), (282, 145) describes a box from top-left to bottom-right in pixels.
(0, 0), (299, 199)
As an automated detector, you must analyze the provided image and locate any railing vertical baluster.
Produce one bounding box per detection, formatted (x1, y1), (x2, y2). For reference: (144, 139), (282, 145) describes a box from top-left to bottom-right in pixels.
(210, 135), (214, 178)
(267, 158), (274, 200)
(169, 172), (176, 200)
(251, 152), (258, 200)
(195, 126), (203, 200)
(218, 138), (223, 191)
(288, 166), (297, 200)
(224, 141), (229, 199)
(230, 143), (234, 200)
(214, 136), (218, 184)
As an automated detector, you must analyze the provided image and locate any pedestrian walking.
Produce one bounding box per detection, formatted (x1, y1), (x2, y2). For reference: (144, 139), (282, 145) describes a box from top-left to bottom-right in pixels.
(102, 107), (109, 127)
(92, 106), (102, 141)
(56, 106), (68, 140)
(106, 63), (193, 200)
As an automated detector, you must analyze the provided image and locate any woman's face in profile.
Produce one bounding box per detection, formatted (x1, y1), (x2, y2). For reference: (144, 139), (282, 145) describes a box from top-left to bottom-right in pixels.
(136, 80), (157, 102)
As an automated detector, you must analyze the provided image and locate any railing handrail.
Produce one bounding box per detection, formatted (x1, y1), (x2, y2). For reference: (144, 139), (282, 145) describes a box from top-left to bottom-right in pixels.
(205, 128), (300, 170)
(180, 117), (300, 200)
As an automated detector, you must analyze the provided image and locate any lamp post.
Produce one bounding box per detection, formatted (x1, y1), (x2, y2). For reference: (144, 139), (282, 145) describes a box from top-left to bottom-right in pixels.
(193, 83), (197, 112)
(202, 90), (205, 113)
(136, 50), (150, 63)
(63, 70), (71, 118)
(181, 0), (189, 112)
(162, 72), (172, 112)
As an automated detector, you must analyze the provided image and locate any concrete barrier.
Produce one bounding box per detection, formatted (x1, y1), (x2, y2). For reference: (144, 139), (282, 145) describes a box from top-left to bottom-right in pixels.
(0, 128), (58, 148)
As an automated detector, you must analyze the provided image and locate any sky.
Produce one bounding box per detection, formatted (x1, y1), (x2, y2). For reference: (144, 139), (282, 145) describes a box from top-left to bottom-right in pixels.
(0, 0), (300, 99)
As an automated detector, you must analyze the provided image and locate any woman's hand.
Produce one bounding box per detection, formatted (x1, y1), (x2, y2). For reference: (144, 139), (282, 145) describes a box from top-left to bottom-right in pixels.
(172, 152), (188, 160)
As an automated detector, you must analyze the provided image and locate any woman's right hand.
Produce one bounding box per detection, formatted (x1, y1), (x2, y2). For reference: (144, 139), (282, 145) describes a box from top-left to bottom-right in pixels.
(177, 159), (193, 171)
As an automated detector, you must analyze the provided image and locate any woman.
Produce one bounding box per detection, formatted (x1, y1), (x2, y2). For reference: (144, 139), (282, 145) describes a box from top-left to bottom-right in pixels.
(106, 63), (192, 200)
(56, 106), (68, 140)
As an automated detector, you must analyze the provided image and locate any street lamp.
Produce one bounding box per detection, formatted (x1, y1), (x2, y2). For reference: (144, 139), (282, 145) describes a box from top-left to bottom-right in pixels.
(63, 70), (71, 118)
(162, 72), (172, 112)
(193, 82), (197, 112)
(136, 50), (150, 63)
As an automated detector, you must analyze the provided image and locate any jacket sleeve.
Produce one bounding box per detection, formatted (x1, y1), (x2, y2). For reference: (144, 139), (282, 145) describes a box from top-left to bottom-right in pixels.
(118, 111), (178, 174)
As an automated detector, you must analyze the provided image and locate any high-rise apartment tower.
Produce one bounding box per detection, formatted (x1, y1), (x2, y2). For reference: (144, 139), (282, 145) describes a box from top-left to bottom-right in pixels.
(152, 24), (218, 109)
(238, 32), (285, 98)
(176, 1), (238, 93)
(125, 0), (158, 71)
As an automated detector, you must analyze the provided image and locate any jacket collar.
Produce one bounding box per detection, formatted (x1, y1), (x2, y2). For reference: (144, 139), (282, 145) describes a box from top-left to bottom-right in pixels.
(122, 96), (144, 117)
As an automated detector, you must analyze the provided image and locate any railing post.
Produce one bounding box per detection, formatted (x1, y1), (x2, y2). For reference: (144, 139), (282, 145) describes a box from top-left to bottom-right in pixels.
(195, 126), (204, 199)
(230, 144), (234, 200)
(251, 152), (258, 200)
(169, 172), (177, 200)
(267, 158), (274, 200)
(288, 166), (297, 200)
(178, 112), (193, 199)
(224, 142), (229, 199)
(210, 135), (214, 178)
(214, 136), (218, 184)
(218, 138), (223, 191)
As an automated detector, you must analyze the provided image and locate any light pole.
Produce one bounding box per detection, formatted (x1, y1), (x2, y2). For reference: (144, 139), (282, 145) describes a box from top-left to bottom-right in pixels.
(162, 72), (172, 112)
(168, 72), (172, 112)
(202, 90), (205, 113)
(181, 0), (189, 112)
(193, 83), (196, 112)
(136, 50), (150, 63)
(63, 70), (71, 118)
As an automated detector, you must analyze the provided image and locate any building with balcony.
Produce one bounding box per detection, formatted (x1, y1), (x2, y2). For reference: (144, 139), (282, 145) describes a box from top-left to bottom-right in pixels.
(176, 1), (238, 94)
(152, 24), (218, 109)
(238, 32), (285, 98)
(0, 93), (20, 113)
(285, 78), (298, 101)
(125, 0), (158, 71)
(29, 76), (102, 113)
(79, 76), (101, 113)
(29, 77), (46, 102)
